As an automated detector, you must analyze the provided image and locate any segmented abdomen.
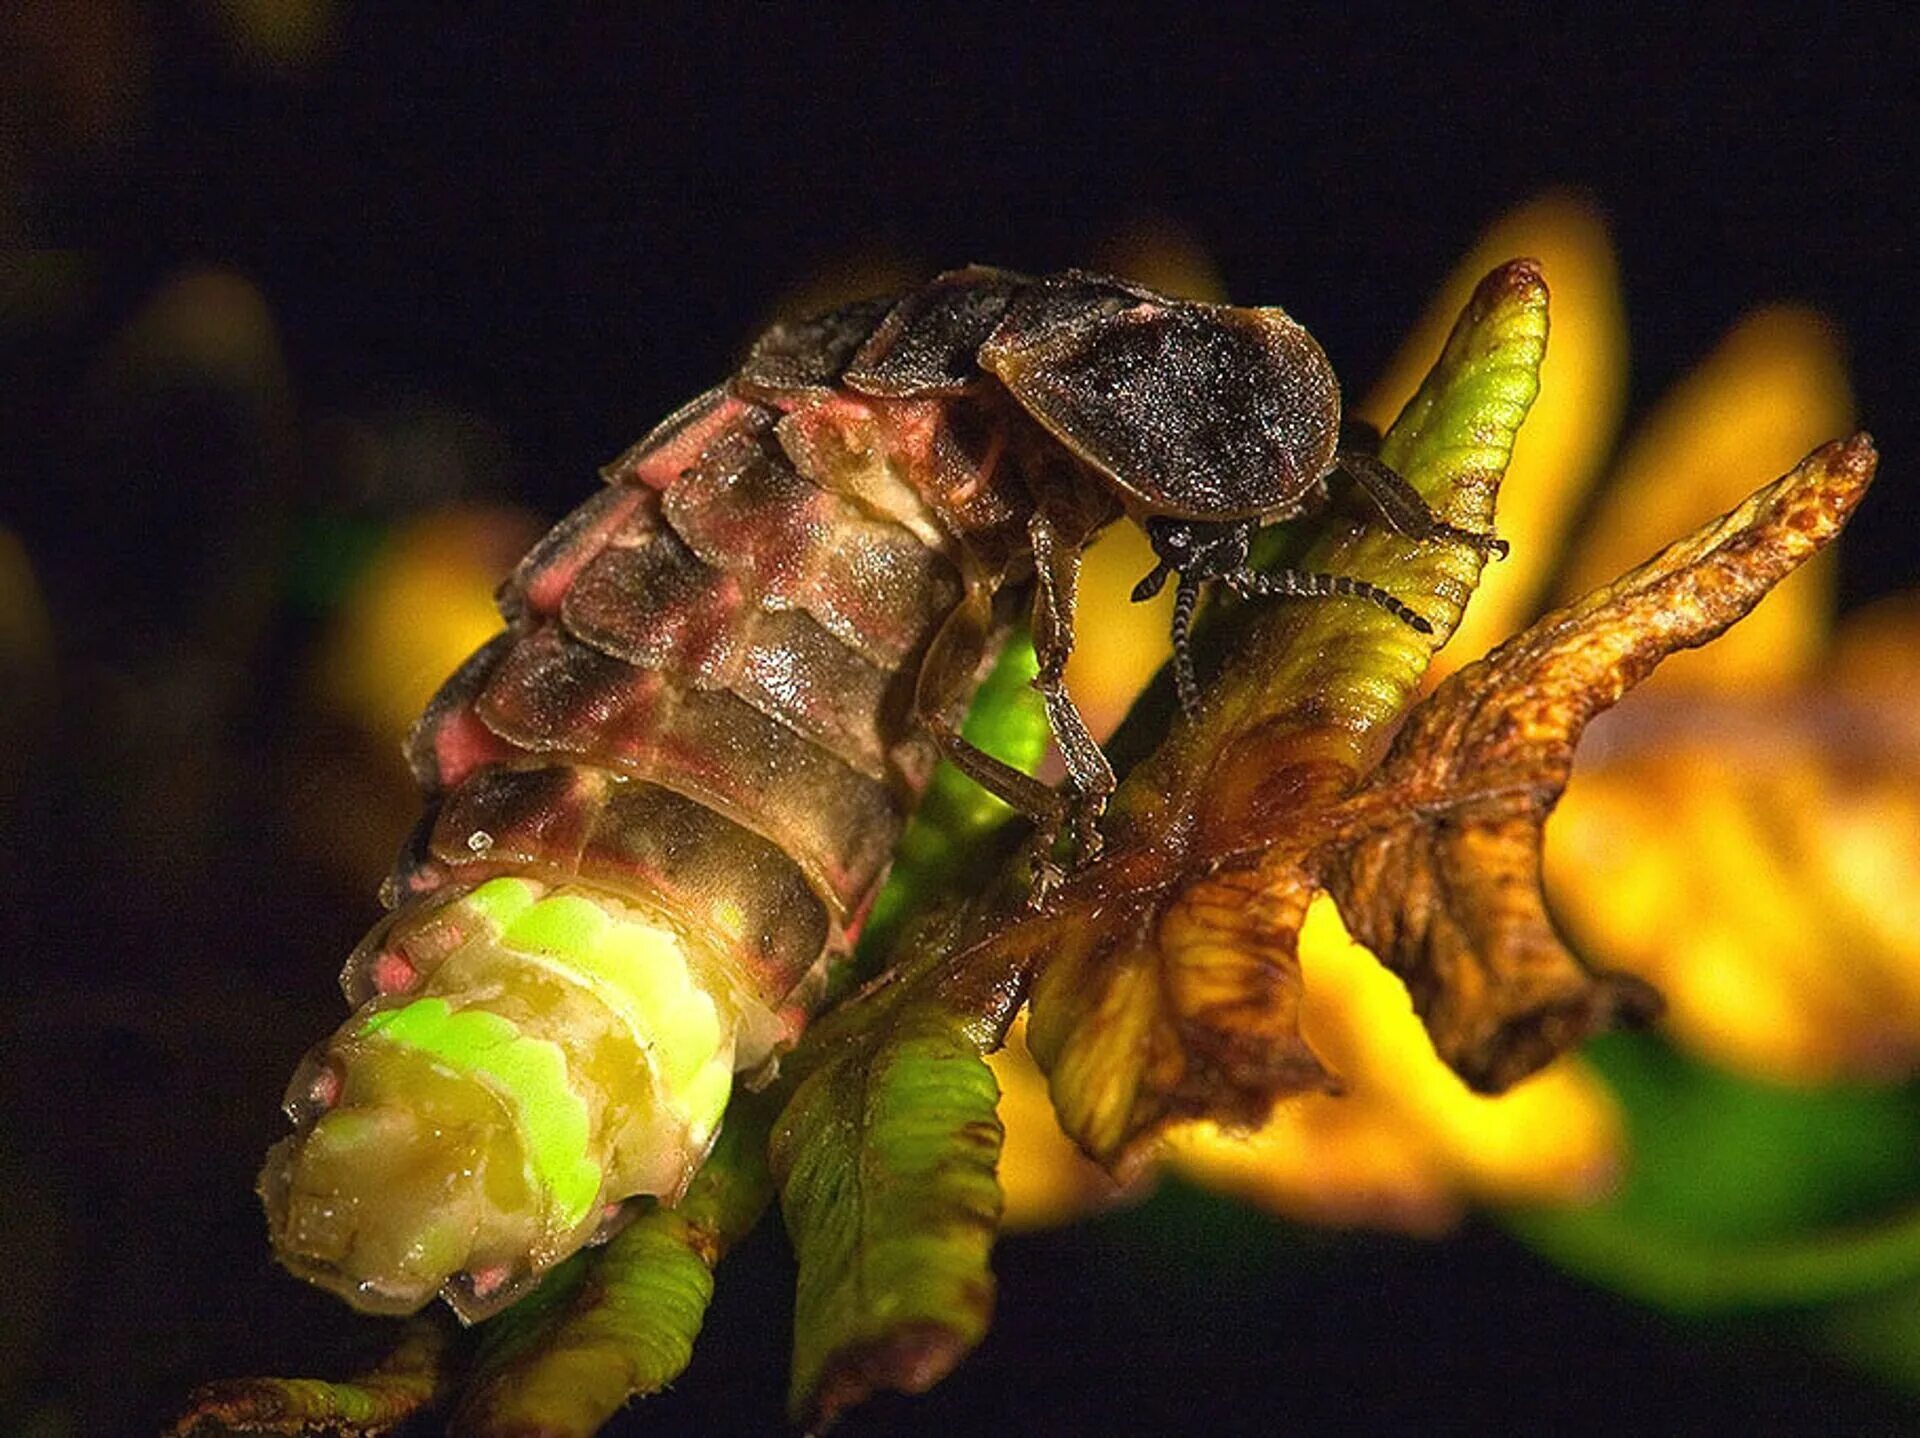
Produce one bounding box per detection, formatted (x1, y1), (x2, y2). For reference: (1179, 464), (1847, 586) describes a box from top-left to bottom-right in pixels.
(263, 384), (976, 1319)
(404, 391), (962, 1029)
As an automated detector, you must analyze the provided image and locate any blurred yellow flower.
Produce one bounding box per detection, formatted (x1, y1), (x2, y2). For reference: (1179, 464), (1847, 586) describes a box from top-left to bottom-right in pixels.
(1164, 898), (1625, 1231)
(1544, 600), (1920, 1084)
(1553, 304), (1850, 693)
(314, 506), (538, 752)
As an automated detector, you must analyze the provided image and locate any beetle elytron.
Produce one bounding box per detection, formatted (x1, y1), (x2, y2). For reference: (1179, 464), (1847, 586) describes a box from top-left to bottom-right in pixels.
(261, 266), (1499, 1320)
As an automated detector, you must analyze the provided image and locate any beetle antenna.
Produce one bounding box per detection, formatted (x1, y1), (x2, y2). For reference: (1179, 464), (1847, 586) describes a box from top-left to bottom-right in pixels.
(1171, 572), (1202, 716)
(1226, 568), (1434, 635)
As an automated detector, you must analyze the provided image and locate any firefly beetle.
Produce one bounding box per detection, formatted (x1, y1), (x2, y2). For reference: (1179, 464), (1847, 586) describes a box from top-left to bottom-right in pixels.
(261, 264), (1499, 1320)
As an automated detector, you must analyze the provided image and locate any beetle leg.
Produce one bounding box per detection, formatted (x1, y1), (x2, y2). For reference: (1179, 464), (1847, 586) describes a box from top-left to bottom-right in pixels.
(1131, 516), (1247, 718)
(1131, 559), (1172, 602)
(1336, 447), (1510, 558)
(918, 710), (1077, 905)
(1028, 509), (1117, 862)
(919, 711), (1071, 827)
(913, 586), (1078, 899)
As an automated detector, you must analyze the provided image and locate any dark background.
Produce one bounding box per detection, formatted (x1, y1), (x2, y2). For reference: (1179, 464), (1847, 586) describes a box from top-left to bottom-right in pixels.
(4, 7), (1918, 1435)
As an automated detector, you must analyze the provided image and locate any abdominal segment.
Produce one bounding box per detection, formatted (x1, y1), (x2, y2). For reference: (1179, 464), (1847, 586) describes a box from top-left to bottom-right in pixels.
(263, 389), (980, 1319)
(262, 878), (733, 1320)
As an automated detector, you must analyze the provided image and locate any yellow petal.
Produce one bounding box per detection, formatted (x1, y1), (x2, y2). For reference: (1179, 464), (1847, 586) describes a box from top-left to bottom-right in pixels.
(1169, 1100), (1463, 1235)
(1062, 522), (1171, 740)
(1547, 661), (1920, 1085)
(1168, 897), (1624, 1228)
(1555, 307), (1852, 693)
(1827, 592), (1920, 729)
(1360, 190), (1627, 674)
(315, 507), (540, 750)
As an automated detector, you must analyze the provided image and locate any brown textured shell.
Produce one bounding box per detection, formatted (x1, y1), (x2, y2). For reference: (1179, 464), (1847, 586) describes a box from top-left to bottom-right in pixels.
(401, 388), (976, 1043)
(389, 266), (1351, 1049)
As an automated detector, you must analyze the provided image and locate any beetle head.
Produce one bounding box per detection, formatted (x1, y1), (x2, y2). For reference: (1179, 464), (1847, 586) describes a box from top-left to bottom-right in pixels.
(1137, 515), (1251, 586)
(982, 278), (1342, 523)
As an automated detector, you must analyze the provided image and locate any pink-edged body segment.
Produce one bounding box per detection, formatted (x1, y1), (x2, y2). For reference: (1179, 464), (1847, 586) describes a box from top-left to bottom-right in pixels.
(265, 374), (1027, 1321)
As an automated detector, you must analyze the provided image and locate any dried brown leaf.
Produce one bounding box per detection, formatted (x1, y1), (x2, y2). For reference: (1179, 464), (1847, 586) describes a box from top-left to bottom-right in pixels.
(1334, 434), (1877, 1087)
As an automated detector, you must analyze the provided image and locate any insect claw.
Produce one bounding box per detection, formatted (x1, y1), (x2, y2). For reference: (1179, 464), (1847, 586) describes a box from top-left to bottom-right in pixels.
(1066, 792), (1109, 865)
(1431, 521), (1509, 559)
(1026, 848), (1067, 908)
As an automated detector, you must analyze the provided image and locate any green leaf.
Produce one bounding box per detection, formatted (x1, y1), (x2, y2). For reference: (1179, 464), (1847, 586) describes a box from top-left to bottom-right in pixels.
(1507, 1032), (1920, 1312)
(758, 624), (1054, 1427)
(773, 988), (1005, 1430)
(452, 1092), (777, 1437)
(170, 1320), (450, 1436)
